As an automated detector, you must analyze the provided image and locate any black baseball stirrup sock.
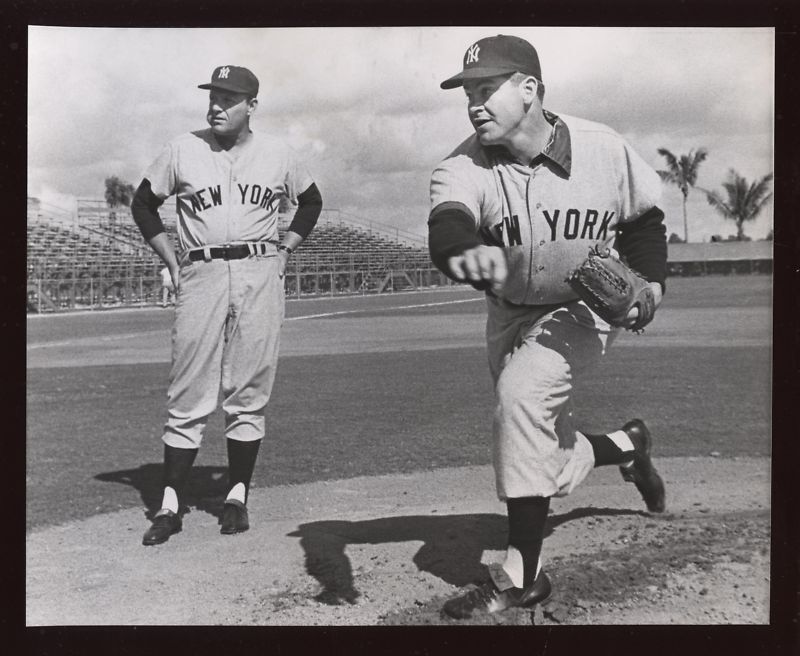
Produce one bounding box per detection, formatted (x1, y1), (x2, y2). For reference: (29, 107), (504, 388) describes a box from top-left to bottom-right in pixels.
(585, 432), (635, 467)
(226, 438), (262, 503)
(507, 496), (550, 587)
(163, 445), (199, 510)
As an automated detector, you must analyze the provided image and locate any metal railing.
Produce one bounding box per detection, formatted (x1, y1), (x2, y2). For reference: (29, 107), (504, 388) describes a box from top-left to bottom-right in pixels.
(27, 274), (164, 313)
(26, 251), (452, 313)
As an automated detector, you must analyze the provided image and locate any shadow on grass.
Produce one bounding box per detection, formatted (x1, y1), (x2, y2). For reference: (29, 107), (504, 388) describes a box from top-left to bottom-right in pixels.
(94, 463), (231, 521)
(287, 506), (648, 606)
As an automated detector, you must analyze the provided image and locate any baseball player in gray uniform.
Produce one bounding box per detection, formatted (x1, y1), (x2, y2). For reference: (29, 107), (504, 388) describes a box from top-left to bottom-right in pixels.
(428, 35), (667, 619)
(131, 65), (322, 545)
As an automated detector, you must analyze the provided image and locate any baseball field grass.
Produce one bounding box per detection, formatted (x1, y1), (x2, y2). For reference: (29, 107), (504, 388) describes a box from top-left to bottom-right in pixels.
(26, 275), (771, 532)
(26, 273), (777, 628)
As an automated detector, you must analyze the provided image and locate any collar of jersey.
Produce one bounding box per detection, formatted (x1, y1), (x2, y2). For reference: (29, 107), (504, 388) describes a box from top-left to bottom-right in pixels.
(204, 127), (256, 159)
(534, 109), (572, 176)
(487, 110), (572, 176)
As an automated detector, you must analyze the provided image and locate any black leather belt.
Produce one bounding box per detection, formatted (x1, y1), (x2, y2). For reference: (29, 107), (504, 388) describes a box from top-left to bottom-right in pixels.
(188, 242), (275, 262)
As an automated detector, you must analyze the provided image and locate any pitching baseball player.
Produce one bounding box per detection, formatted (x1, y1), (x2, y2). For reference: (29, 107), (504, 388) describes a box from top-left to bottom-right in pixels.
(428, 35), (668, 619)
(131, 65), (322, 545)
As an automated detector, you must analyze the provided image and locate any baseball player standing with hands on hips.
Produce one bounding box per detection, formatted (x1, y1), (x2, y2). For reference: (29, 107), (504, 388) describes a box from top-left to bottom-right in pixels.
(131, 65), (322, 546)
(428, 35), (667, 619)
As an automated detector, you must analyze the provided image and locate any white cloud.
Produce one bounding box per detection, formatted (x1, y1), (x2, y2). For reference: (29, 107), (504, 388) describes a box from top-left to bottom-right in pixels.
(27, 26), (774, 240)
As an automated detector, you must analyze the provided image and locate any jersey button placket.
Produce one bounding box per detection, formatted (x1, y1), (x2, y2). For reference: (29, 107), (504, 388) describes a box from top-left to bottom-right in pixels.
(536, 199), (546, 247)
(226, 161), (235, 244)
(525, 175), (537, 299)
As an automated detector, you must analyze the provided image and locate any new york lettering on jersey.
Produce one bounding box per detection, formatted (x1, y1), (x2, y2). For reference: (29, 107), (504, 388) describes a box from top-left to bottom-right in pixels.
(480, 208), (616, 246)
(180, 182), (280, 214)
(476, 156), (624, 304)
(178, 182), (280, 214)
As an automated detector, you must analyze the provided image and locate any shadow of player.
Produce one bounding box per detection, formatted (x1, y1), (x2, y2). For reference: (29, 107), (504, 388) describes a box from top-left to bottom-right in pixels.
(287, 506), (648, 606)
(95, 463), (232, 521)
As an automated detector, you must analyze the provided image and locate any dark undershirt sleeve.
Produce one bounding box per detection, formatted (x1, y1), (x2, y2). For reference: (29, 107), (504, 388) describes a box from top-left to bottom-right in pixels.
(130, 179), (166, 241)
(287, 183), (323, 239)
(427, 204), (483, 281)
(616, 206), (668, 292)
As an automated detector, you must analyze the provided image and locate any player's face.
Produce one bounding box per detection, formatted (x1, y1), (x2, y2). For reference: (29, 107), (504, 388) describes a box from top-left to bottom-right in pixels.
(207, 90), (255, 136)
(464, 75), (527, 146)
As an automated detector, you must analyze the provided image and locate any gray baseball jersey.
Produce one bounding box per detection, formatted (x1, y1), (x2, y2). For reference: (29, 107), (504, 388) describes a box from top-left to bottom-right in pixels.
(145, 129), (314, 251)
(430, 111), (662, 305)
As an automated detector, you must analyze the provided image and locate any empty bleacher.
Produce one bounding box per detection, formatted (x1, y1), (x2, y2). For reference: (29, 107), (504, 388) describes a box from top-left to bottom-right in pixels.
(27, 199), (441, 312)
(27, 221), (162, 280)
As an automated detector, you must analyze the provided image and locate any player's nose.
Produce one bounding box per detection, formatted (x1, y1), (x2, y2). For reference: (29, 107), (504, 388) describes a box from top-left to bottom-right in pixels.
(208, 106), (226, 120)
(468, 106), (486, 122)
(468, 100), (485, 115)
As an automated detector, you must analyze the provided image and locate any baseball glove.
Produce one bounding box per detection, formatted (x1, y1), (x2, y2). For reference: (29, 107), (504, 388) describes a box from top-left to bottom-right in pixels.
(566, 246), (656, 331)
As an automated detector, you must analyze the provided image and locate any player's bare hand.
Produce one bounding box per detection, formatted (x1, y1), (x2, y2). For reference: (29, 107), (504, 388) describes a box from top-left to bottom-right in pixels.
(169, 265), (181, 294)
(447, 245), (508, 293)
(277, 249), (290, 279)
(624, 281), (662, 327)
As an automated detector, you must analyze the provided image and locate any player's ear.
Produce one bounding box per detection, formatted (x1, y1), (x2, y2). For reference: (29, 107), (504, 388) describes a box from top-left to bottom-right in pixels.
(247, 97), (258, 116)
(519, 76), (539, 103)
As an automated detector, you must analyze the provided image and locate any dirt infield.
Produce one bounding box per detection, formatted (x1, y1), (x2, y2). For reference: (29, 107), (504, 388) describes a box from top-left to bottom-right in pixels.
(26, 277), (773, 625)
(27, 457), (769, 626)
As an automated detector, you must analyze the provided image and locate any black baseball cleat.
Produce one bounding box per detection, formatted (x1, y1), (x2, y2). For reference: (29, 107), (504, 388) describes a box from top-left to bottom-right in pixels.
(620, 419), (666, 513)
(442, 565), (552, 620)
(142, 510), (182, 546)
(220, 499), (250, 534)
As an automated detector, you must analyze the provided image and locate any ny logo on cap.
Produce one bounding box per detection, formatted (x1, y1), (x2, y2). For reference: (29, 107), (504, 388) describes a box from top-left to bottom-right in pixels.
(465, 44), (480, 65)
(218, 66), (230, 79)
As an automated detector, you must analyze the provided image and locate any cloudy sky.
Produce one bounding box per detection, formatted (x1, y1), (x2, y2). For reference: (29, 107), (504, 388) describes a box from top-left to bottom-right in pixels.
(28, 26), (774, 242)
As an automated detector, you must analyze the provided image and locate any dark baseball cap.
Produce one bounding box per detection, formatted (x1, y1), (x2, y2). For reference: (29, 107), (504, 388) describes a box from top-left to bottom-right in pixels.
(440, 35), (542, 89)
(198, 65), (259, 96)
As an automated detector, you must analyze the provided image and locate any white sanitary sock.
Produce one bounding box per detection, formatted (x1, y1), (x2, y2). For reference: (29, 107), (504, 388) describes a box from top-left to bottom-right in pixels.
(159, 486), (179, 514)
(608, 429), (635, 467)
(502, 546), (542, 588)
(226, 482), (246, 504)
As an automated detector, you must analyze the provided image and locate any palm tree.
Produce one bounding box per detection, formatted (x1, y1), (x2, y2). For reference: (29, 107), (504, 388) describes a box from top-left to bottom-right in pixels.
(656, 147), (708, 243)
(704, 170), (773, 241)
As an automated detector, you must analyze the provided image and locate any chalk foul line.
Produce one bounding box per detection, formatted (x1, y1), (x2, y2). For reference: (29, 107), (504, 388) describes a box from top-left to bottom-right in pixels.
(285, 297), (482, 321)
